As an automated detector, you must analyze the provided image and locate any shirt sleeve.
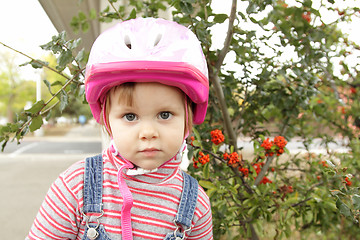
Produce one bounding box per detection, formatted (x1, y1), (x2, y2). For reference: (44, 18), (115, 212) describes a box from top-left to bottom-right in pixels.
(187, 185), (213, 240)
(187, 206), (213, 239)
(26, 164), (83, 240)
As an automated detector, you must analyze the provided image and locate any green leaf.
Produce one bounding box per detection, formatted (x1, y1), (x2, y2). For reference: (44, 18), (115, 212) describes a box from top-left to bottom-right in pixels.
(128, 8), (137, 20)
(228, 186), (238, 195)
(203, 162), (210, 179)
(57, 50), (73, 71)
(81, 22), (90, 33)
(89, 8), (97, 20)
(78, 11), (87, 21)
(179, 1), (193, 15)
(248, 206), (258, 216)
(1, 139), (9, 152)
(45, 110), (52, 121)
(20, 59), (48, 69)
(323, 201), (337, 212)
(352, 194), (360, 210)
(59, 89), (69, 112)
(199, 180), (215, 189)
(43, 79), (54, 95)
(284, 196), (299, 206)
(29, 115), (43, 132)
(68, 38), (81, 50)
(75, 48), (85, 62)
(51, 81), (64, 87)
(336, 199), (352, 218)
(213, 14), (228, 23)
(206, 188), (217, 198)
(25, 100), (45, 115)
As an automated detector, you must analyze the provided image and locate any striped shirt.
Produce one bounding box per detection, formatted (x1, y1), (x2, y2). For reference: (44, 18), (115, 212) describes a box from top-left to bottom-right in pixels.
(26, 146), (213, 239)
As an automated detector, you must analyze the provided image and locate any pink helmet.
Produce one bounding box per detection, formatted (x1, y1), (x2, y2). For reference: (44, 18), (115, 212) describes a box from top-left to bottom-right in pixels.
(85, 17), (209, 124)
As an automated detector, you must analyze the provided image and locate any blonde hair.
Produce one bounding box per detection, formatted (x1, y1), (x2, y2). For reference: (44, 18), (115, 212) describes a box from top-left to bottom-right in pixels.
(101, 82), (193, 137)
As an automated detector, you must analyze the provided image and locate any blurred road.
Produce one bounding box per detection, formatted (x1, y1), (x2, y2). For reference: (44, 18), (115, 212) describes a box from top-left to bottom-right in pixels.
(0, 124), (102, 239)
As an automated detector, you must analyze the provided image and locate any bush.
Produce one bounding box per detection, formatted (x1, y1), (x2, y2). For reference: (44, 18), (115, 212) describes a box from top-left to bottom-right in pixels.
(1, 0), (359, 238)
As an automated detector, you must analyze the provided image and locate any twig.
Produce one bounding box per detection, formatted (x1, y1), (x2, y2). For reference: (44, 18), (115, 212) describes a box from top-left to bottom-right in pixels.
(44, 68), (84, 106)
(214, 0), (237, 70)
(108, 0), (123, 20)
(0, 41), (71, 80)
(254, 155), (274, 186)
(291, 197), (312, 207)
(62, 43), (85, 79)
(14, 70), (83, 137)
(192, 145), (254, 194)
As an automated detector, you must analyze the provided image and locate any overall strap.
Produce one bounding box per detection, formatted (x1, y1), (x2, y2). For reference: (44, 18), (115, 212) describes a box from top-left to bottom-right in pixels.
(164, 171), (199, 239)
(175, 171), (199, 228)
(83, 154), (104, 213)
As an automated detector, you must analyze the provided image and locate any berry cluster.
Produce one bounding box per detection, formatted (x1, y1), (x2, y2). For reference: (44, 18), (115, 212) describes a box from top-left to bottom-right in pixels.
(277, 185), (294, 200)
(223, 152), (240, 165)
(345, 177), (352, 186)
(302, 11), (311, 23)
(210, 129), (225, 145)
(319, 160), (329, 168)
(260, 136), (287, 156)
(193, 151), (210, 168)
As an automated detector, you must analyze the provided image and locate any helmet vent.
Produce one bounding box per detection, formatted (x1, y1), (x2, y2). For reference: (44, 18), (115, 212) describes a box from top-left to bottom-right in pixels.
(124, 35), (132, 49)
(153, 33), (162, 47)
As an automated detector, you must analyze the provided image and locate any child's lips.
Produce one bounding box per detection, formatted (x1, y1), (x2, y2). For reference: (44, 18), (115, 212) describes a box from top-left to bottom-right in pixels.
(139, 148), (160, 157)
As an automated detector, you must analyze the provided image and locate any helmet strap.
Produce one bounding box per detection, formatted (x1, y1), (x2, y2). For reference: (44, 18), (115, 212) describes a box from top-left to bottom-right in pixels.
(184, 96), (189, 139)
(102, 102), (113, 138)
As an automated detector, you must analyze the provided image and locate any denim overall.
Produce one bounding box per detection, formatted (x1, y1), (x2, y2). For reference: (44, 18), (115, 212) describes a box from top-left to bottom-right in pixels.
(82, 155), (199, 240)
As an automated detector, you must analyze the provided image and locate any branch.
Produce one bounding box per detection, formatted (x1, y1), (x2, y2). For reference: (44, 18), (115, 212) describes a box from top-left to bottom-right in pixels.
(254, 115), (290, 186)
(192, 144), (254, 194)
(254, 155), (274, 186)
(209, 73), (238, 149)
(62, 43), (85, 79)
(13, 70), (83, 137)
(43, 68), (84, 106)
(208, 0), (238, 149)
(291, 197), (312, 208)
(214, 0), (237, 70)
(108, 0), (123, 20)
(0, 41), (71, 80)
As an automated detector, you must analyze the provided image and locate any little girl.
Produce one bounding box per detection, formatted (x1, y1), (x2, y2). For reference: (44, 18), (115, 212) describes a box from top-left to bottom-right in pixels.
(27, 17), (213, 239)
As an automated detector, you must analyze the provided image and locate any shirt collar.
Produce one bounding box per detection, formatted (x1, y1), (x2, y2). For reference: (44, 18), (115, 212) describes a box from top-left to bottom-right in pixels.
(104, 141), (185, 184)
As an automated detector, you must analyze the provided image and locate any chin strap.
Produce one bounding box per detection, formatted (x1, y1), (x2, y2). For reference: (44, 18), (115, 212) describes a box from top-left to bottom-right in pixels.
(111, 143), (134, 240)
(117, 162), (134, 240)
(111, 139), (187, 240)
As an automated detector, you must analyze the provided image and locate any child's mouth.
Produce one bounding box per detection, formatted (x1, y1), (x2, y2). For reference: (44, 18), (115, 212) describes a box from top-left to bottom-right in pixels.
(140, 148), (160, 157)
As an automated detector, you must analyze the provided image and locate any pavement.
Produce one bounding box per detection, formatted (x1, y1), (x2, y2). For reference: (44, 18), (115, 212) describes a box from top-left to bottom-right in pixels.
(0, 124), (103, 239)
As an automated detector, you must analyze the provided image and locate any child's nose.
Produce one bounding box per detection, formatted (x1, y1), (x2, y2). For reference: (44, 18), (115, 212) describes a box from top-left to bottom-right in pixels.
(139, 122), (159, 140)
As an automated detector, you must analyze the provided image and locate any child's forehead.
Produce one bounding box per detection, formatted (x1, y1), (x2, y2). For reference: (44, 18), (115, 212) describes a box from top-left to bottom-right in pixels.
(111, 82), (184, 95)
(109, 82), (185, 105)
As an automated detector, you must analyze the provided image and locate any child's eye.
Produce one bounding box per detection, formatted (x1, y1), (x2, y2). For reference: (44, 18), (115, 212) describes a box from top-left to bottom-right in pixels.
(158, 111), (172, 120)
(123, 113), (137, 122)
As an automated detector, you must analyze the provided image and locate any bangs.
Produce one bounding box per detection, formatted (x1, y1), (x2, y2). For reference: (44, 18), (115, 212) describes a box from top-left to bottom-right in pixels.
(108, 82), (135, 107)
(102, 82), (193, 138)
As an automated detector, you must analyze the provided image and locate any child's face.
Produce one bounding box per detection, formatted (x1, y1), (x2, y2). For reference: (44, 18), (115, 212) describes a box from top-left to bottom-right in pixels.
(108, 82), (186, 170)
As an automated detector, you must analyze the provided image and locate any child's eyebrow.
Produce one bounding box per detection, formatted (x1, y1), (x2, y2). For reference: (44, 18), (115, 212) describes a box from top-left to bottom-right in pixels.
(156, 103), (182, 110)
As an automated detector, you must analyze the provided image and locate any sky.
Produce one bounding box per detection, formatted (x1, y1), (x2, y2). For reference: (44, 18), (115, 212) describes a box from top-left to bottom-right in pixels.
(0, 0), (57, 80)
(0, 0), (57, 57)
